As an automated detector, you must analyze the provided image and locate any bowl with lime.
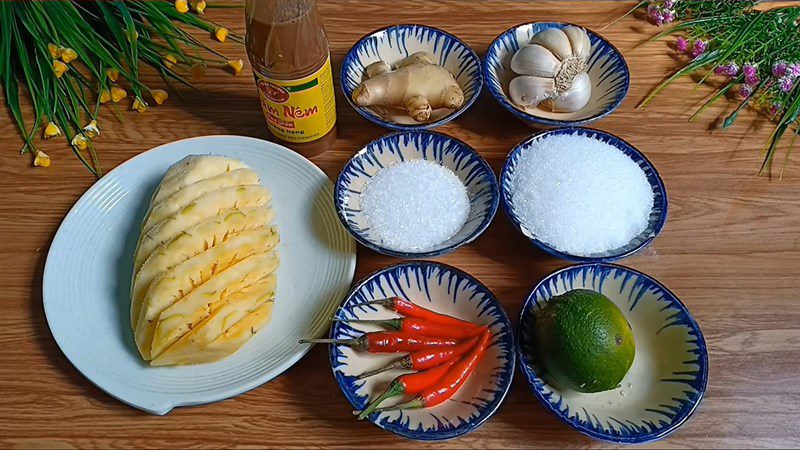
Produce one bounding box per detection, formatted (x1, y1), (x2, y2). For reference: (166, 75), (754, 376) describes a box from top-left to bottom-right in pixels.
(517, 263), (708, 444)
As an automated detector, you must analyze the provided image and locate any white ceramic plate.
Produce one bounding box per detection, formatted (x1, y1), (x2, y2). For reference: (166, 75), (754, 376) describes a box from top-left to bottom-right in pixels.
(43, 135), (356, 415)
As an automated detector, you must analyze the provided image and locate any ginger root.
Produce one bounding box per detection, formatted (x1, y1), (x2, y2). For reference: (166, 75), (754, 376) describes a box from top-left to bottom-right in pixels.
(352, 51), (465, 122)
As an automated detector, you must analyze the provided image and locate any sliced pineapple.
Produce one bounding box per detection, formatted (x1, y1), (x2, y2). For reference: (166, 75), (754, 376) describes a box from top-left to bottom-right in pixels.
(130, 207), (276, 328)
(143, 168), (260, 233)
(150, 277), (276, 366)
(150, 155), (247, 205)
(133, 185), (273, 272)
(132, 226), (279, 332)
(145, 251), (279, 359)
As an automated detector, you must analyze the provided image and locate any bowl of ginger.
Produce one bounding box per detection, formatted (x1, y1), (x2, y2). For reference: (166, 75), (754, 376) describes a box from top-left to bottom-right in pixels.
(341, 24), (483, 130)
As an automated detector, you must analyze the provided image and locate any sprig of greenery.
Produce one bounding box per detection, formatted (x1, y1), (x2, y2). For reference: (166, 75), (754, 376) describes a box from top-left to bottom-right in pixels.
(1, 0), (244, 176)
(616, 0), (800, 176)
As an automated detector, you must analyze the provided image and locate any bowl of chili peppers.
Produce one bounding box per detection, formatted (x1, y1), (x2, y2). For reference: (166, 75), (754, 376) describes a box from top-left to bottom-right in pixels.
(304, 261), (515, 441)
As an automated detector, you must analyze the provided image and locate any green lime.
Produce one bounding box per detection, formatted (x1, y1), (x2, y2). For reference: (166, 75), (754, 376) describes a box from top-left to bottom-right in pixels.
(534, 289), (635, 393)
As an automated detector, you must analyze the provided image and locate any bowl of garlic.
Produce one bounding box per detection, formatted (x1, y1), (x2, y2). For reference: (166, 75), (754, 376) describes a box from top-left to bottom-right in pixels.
(484, 22), (629, 128)
(341, 24), (483, 130)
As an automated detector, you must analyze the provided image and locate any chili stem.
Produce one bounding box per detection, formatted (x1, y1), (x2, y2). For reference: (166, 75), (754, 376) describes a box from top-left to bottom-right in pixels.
(356, 356), (410, 379)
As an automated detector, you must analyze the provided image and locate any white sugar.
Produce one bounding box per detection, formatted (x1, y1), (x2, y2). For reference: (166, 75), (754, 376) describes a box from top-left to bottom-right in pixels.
(509, 134), (654, 256)
(361, 160), (470, 252)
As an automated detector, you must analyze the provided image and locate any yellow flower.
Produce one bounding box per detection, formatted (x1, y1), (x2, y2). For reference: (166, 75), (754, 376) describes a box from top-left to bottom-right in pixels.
(48, 43), (62, 59)
(71, 134), (89, 150)
(128, 30), (139, 42)
(214, 27), (229, 43)
(99, 88), (111, 104)
(132, 97), (149, 113)
(163, 53), (177, 69)
(152, 89), (168, 105)
(34, 151), (51, 168)
(43, 122), (62, 139)
(227, 59), (244, 76)
(175, 0), (189, 13)
(61, 48), (78, 63)
(190, 62), (206, 79)
(83, 120), (100, 138)
(106, 68), (119, 82)
(110, 86), (127, 103)
(53, 60), (68, 78)
(191, 0), (206, 14)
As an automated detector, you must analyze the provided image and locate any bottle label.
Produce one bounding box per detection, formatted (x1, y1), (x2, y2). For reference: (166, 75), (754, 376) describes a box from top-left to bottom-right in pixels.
(254, 55), (336, 144)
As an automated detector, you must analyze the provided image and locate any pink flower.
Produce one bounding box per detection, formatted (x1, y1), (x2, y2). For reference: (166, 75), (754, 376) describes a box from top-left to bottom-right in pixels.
(742, 64), (758, 78)
(714, 63), (739, 77)
(790, 63), (800, 77)
(664, 0), (676, 8)
(772, 61), (788, 78)
(738, 84), (753, 98)
(676, 36), (689, 53)
(647, 4), (664, 25)
(663, 10), (676, 23)
(745, 75), (759, 86)
(691, 40), (707, 57)
(779, 76), (795, 93)
(770, 103), (782, 115)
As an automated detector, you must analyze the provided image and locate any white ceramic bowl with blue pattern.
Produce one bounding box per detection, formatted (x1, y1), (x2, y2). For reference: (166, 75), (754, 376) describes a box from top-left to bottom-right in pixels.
(341, 24), (482, 130)
(500, 127), (668, 262)
(329, 261), (515, 441)
(484, 22), (629, 128)
(518, 263), (708, 444)
(335, 130), (499, 258)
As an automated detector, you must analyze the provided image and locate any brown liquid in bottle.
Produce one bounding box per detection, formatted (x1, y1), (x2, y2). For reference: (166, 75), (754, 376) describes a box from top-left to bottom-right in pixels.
(246, 0), (337, 158)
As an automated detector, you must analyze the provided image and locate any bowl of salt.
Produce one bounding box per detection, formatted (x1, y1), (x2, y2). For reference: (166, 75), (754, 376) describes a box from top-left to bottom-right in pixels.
(335, 131), (499, 258)
(500, 127), (667, 262)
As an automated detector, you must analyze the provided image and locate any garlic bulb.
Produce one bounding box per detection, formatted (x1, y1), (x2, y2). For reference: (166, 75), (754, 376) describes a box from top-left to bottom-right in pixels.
(508, 26), (592, 113)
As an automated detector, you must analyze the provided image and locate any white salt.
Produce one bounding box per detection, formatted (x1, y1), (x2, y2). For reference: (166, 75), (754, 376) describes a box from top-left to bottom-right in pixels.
(361, 160), (470, 252)
(509, 134), (654, 256)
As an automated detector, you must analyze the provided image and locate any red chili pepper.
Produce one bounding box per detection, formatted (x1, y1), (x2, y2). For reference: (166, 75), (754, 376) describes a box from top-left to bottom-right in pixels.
(363, 297), (477, 329)
(373, 329), (491, 412)
(334, 317), (485, 340)
(356, 336), (479, 379)
(355, 359), (457, 420)
(299, 332), (458, 353)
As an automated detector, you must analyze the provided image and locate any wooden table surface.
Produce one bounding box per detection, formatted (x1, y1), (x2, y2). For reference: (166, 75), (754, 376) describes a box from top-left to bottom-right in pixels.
(1, 1), (799, 448)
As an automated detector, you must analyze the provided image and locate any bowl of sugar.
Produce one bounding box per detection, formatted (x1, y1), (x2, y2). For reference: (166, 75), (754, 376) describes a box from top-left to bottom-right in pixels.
(500, 127), (667, 262)
(335, 131), (499, 258)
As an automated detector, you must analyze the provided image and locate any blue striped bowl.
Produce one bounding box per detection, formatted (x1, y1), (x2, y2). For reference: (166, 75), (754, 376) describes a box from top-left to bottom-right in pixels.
(335, 131), (499, 258)
(330, 261), (515, 441)
(484, 22), (629, 128)
(500, 127), (667, 262)
(518, 263), (708, 444)
(341, 24), (482, 130)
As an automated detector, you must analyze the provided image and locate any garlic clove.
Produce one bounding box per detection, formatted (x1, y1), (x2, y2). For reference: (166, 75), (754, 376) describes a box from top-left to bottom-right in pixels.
(562, 26), (591, 62)
(549, 72), (591, 112)
(509, 76), (556, 108)
(511, 44), (561, 78)
(529, 28), (573, 62)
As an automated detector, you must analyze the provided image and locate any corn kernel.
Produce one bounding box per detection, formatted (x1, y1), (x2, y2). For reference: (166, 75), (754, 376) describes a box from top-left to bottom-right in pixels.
(34, 150), (51, 167)
(61, 48), (78, 63)
(53, 60), (68, 78)
(133, 97), (149, 113)
(43, 122), (62, 139)
(71, 134), (89, 150)
(152, 89), (168, 105)
(175, 0), (189, 13)
(83, 120), (100, 138)
(227, 59), (244, 76)
(106, 68), (119, 82)
(110, 86), (127, 102)
(99, 88), (111, 104)
(192, 0), (206, 14)
(163, 54), (177, 69)
(48, 43), (62, 59)
(215, 27), (229, 43)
